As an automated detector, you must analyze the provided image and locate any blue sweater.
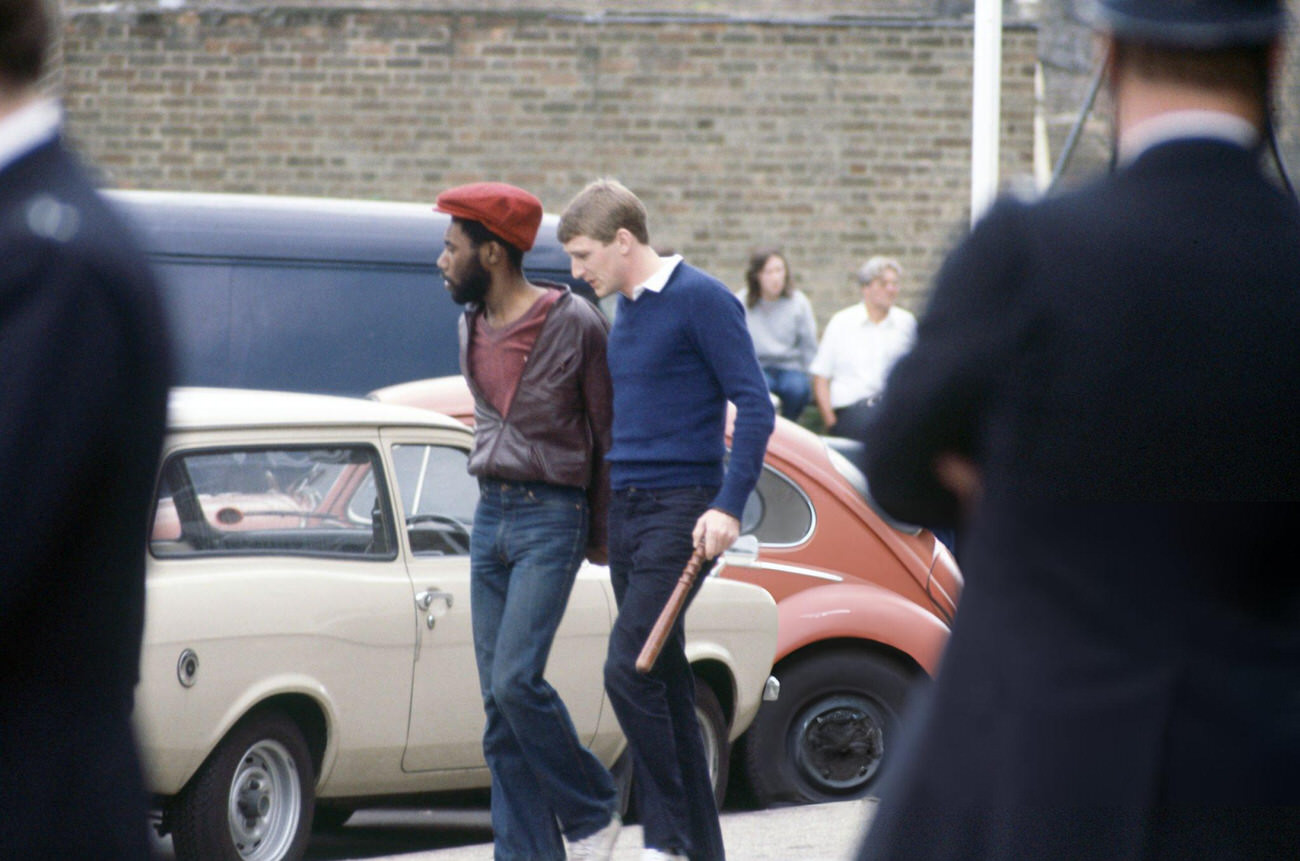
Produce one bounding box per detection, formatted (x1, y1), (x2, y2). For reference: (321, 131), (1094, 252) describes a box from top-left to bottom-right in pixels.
(607, 262), (776, 518)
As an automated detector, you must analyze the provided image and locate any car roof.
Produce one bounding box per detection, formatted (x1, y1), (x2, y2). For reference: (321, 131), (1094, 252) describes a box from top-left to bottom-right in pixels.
(167, 387), (469, 434)
(367, 374), (838, 468)
(104, 189), (572, 274)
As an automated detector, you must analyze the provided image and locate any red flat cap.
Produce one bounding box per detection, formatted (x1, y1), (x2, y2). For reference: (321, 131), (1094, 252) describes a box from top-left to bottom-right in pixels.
(434, 182), (543, 252)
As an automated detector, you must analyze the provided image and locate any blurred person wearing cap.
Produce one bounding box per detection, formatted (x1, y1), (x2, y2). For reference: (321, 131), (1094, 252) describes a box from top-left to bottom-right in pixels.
(809, 256), (916, 438)
(0, 0), (172, 856)
(559, 179), (775, 861)
(858, 1), (1300, 859)
(434, 182), (622, 860)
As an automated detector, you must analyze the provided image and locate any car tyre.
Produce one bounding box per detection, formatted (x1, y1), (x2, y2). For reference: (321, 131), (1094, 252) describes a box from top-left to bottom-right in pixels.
(610, 748), (634, 821)
(743, 649), (912, 807)
(694, 676), (731, 808)
(171, 708), (315, 861)
(621, 677), (731, 822)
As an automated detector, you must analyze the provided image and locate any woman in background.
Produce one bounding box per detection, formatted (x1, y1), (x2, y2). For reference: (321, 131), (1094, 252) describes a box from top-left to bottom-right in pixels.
(739, 248), (819, 421)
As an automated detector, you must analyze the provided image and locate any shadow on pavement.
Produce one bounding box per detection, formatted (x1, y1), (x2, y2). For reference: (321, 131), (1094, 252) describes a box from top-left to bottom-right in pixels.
(151, 809), (494, 861)
(305, 809), (494, 860)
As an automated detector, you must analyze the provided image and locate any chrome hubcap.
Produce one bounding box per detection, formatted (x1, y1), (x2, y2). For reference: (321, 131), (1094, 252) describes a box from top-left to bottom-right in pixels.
(227, 739), (301, 860)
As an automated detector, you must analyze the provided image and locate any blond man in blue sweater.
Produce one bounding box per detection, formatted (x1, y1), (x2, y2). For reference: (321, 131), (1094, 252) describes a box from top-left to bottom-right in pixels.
(560, 179), (775, 861)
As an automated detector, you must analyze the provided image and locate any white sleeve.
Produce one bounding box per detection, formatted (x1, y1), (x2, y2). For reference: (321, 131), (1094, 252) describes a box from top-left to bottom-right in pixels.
(809, 313), (839, 377)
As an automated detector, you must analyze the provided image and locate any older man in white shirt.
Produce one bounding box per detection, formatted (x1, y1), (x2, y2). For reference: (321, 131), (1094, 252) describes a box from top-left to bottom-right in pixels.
(811, 256), (916, 435)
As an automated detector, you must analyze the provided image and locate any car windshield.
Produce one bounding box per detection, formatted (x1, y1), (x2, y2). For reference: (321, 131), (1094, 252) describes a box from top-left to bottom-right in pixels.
(387, 443), (478, 557)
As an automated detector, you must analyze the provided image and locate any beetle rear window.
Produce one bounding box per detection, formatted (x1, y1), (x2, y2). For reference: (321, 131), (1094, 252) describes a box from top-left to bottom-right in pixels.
(740, 465), (815, 546)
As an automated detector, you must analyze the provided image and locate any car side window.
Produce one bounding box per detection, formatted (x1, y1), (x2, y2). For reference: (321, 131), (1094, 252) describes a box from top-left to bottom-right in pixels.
(390, 444), (478, 556)
(150, 446), (397, 559)
(740, 465), (814, 547)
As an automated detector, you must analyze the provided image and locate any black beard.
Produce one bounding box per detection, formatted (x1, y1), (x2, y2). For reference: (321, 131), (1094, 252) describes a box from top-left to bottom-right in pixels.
(448, 258), (490, 305)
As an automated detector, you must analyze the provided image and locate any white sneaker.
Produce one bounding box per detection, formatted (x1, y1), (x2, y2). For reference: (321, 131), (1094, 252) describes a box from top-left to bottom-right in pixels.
(642, 850), (689, 861)
(568, 814), (621, 861)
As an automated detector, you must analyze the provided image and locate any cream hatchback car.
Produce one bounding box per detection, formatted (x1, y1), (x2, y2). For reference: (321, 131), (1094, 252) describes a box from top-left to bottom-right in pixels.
(136, 388), (778, 861)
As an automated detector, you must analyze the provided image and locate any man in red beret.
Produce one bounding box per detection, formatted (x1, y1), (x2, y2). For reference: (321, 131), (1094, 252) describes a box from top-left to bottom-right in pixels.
(434, 182), (622, 860)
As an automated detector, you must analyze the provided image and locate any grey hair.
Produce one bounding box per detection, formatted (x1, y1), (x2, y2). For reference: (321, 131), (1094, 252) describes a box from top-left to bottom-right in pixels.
(856, 256), (902, 285)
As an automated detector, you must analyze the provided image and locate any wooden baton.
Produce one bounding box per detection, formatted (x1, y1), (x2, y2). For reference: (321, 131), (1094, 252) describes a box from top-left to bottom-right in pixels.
(636, 544), (709, 674)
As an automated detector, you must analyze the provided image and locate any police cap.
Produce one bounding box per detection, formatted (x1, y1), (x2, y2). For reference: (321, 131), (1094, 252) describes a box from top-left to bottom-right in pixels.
(1082, 0), (1287, 48)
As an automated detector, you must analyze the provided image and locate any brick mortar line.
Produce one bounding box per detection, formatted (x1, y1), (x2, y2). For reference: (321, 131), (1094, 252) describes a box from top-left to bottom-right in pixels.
(64, 4), (1037, 32)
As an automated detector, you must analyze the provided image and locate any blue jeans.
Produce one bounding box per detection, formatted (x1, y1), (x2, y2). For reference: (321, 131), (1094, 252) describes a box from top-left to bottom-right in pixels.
(605, 485), (725, 861)
(471, 480), (619, 861)
(763, 366), (811, 420)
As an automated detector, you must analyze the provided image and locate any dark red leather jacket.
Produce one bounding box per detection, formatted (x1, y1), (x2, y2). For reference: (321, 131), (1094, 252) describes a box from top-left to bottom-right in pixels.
(459, 284), (613, 550)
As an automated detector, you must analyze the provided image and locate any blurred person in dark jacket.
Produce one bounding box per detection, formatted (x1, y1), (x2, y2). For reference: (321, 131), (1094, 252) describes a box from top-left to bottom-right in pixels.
(858, 0), (1300, 858)
(0, 0), (172, 856)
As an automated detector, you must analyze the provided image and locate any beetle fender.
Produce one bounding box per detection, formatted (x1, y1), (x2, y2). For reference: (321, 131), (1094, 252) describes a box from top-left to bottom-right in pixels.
(774, 582), (951, 676)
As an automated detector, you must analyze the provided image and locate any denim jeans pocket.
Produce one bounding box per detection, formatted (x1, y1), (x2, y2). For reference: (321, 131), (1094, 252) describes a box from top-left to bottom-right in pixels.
(522, 484), (586, 512)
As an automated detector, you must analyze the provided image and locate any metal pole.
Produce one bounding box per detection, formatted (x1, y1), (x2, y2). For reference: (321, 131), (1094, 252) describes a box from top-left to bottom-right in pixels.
(1047, 60), (1107, 194)
(970, 0), (1004, 225)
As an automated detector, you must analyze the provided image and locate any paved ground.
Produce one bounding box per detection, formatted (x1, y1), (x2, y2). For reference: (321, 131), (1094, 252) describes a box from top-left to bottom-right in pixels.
(154, 797), (877, 860)
(357, 798), (877, 861)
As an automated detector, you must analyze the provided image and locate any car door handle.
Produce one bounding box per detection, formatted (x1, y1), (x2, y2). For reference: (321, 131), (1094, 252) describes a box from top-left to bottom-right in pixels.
(415, 589), (454, 630)
(415, 589), (454, 611)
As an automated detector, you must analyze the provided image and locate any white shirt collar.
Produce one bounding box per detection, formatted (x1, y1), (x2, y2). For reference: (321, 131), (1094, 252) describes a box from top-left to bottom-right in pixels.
(630, 254), (683, 301)
(0, 98), (61, 174)
(1119, 110), (1258, 165)
(853, 303), (902, 327)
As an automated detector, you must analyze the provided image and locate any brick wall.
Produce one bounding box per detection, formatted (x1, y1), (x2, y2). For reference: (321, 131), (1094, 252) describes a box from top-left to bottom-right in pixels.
(59, 1), (971, 21)
(53, 4), (1038, 319)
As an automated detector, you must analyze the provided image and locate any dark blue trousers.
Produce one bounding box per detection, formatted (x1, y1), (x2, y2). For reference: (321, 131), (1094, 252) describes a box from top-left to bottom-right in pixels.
(763, 366), (811, 420)
(604, 485), (725, 861)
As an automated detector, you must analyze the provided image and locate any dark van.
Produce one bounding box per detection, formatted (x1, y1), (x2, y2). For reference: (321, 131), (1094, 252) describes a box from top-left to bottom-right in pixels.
(107, 190), (592, 396)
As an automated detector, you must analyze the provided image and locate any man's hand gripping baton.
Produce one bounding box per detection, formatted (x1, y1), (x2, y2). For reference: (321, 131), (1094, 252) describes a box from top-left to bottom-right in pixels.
(635, 544), (709, 674)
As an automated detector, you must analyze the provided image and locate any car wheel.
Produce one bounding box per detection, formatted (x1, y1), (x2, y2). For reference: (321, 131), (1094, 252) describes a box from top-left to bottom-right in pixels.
(171, 709), (315, 861)
(616, 677), (731, 821)
(610, 748), (634, 821)
(694, 676), (731, 808)
(743, 649), (912, 806)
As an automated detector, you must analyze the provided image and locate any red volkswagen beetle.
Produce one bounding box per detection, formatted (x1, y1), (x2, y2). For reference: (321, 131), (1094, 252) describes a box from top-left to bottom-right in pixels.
(371, 375), (962, 806)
